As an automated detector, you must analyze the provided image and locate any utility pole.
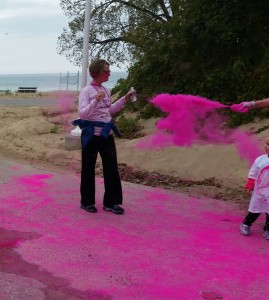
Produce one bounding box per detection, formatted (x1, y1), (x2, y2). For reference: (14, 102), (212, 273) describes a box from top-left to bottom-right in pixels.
(81, 0), (92, 89)
(69, 0), (91, 138)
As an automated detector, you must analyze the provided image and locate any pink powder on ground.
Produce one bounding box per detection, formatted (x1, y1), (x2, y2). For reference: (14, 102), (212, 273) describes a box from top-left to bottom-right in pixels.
(2, 169), (269, 298)
(16, 174), (54, 192)
(0, 240), (19, 248)
(138, 94), (262, 165)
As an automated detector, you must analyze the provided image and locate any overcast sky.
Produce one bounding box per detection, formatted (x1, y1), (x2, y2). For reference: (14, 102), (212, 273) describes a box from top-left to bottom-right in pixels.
(0, 0), (124, 74)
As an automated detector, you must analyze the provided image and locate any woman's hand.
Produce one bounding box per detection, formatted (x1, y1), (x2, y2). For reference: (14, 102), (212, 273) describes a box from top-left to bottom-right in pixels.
(124, 89), (135, 101)
(238, 101), (255, 111)
(245, 188), (253, 195)
(95, 92), (105, 101)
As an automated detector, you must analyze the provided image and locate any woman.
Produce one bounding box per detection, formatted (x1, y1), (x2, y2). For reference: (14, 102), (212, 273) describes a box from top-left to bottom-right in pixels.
(73, 59), (133, 214)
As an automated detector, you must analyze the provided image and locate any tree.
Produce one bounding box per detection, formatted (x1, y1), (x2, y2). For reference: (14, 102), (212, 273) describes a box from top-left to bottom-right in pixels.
(58, 0), (175, 67)
(127, 0), (269, 101)
(58, 0), (269, 105)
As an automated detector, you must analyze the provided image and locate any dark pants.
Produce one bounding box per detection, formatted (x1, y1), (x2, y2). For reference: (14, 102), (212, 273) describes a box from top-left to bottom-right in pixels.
(243, 212), (269, 231)
(80, 135), (122, 207)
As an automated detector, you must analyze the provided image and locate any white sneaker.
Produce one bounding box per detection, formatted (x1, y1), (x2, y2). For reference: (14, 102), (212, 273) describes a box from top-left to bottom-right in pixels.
(240, 223), (250, 236)
(263, 231), (269, 240)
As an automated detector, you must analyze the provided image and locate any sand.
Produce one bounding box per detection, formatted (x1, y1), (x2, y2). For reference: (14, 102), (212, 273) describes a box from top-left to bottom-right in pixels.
(0, 92), (268, 203)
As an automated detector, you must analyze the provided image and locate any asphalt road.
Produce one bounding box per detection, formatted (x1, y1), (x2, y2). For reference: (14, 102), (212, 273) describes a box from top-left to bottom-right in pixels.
(1, 157), (269, 299)
(0, 97), (57, 107)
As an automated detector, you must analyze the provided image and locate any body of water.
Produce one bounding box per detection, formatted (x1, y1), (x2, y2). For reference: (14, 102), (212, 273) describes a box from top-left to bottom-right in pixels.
(0, 71), (128, 92)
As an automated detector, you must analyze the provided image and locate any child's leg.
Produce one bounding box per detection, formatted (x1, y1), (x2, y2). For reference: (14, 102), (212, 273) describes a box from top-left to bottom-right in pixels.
(243, 212), (261, 226)
(240, 212), (261, 236)
(263, 213), (269, 231)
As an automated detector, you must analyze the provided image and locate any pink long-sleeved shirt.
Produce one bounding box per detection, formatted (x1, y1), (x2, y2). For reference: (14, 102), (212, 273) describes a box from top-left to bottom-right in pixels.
(78, 83), (127, 135)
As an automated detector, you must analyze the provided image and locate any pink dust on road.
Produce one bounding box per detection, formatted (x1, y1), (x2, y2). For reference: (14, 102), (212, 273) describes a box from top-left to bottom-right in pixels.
(0, 240), (19, 248)
(1, 169), (269, 299)
(138, 94), (262, 166)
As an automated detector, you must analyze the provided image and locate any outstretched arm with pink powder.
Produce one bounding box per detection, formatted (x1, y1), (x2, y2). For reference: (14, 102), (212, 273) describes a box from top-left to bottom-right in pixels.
(234, 97), (269, 112)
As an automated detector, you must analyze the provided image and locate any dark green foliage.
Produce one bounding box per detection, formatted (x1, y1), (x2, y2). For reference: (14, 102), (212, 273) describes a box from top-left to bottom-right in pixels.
(131, 0), (269, 102)
(226, 109), (269, 128)
(115, 115), (144, 139)
(226, 110), (257, 128)
(59, 0), (269, 126)
(139, 103), (165, 120)
(111, 78), (127, 96)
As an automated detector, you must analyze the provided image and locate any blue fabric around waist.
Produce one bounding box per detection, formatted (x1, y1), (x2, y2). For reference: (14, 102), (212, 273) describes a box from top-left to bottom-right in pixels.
(72, 119), (122, 149)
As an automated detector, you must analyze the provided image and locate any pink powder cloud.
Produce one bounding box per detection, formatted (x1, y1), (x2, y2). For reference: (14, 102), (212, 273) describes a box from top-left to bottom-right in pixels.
(138, 94), (262, 166)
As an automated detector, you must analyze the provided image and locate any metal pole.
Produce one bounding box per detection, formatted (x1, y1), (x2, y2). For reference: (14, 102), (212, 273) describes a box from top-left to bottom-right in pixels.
(81, 0), (92, 89)
(70, 0), (91, 137)
(67, 71), (69, 91)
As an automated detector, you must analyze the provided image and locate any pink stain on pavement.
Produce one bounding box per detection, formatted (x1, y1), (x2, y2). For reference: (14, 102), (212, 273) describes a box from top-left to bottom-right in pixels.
(0, 240), (20, 248)
(1, 169), (269, 299)
(16, 174), (54, 188)
(10, 165), (22, 171)
(2, 173), (55, 216)
(138, 94), (262, 165)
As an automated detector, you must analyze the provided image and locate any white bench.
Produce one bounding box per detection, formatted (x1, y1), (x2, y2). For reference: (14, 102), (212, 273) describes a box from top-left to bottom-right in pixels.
(17, 87), (37, 93)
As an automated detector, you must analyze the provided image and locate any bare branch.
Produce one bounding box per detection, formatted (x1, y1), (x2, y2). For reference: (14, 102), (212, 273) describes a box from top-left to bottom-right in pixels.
(90, 37), (124, 44)
(94, 0), (166, 22)
(157, 0), (172, 20)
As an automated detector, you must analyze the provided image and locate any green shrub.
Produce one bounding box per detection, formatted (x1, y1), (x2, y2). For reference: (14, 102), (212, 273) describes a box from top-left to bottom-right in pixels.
(50, 125), (60, 133)
(115, 115), (143, 139)
(225, 109), (269, 128)
(111, 78), (127, 95)
(139, 102), (165, 119)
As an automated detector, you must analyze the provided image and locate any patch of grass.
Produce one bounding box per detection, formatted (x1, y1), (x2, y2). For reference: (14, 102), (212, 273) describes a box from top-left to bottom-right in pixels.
(0, 90), (12, 96)
(50, 125), (60, 133)
(139, 102), (165, 119)
(116, 115), (144, 139)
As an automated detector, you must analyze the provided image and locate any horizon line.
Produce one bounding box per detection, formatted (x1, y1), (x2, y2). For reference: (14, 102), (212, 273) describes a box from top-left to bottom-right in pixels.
(0, 70), (128, 76)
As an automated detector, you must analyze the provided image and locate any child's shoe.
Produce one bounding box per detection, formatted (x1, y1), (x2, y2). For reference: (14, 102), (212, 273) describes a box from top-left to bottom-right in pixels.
(263, 230), (269, 240)
(240, 223), (250, 236)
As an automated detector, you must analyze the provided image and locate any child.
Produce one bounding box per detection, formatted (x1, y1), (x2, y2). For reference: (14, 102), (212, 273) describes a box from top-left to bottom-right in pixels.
(240, 137), (269, 240)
